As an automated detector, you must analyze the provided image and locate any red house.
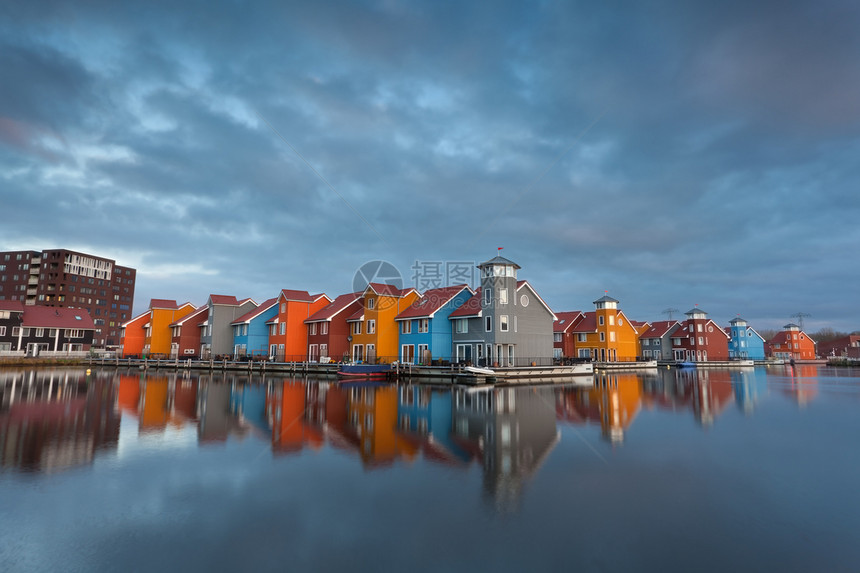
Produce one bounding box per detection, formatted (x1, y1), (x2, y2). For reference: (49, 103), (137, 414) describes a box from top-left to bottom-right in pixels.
(304, 292), (364, 362)
(668, 307), (729, 362)
(767, 323), (816, 360)
(169, 305), (208, 359)
(553, 311), (585, 360)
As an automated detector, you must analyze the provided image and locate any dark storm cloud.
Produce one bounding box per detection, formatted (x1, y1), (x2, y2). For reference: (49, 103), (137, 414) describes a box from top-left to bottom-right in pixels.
(1, 0), (859, 330)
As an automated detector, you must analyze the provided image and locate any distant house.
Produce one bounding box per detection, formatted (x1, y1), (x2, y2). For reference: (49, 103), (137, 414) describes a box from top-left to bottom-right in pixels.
(304, 292), (364, 363)
(766, 323), (816, 360)
(395, 284), (473, 364)
(817, 334), (860, 359)
(639, 320), (681, 361)
(727, 317), (766, 360)
(553, 311), (586, 360)
(200, 295), (257, 358)
(143, 300), (197, 357)
(669, 307), (730, 362)
(266, 290), (331, 361)
(0, 301), (95, 354)
(230, 297), (278, 358)
(349, 283), (420, 363)
(170, 305), (209, 359)
(569, 295), (642, 362)
(120, 310), (149, 357)
(449, 256), (555, 367)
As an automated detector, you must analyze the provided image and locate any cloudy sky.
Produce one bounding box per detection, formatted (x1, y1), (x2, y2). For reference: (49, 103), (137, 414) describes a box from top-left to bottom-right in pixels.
(1, 0), (858, 331)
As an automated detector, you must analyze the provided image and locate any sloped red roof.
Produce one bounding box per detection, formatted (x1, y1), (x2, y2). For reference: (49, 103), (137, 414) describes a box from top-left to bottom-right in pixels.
(554, 311), (584, 333)
(122, 310), (151, 328)
(231, 298), (278, 325)
(346, 307), (364, 322)
(641, 320), (680, 338)
(396, 285), (471, 320)
(279, 289), (314, 303)
(171, 305), (208, 327)
(449, 292), (482, 318)
(572, 312), (597, 333)
(305, 292), (364, 323)
(365, 283), (418, 298)
(209, 294), (240, 305)
(149, 299), (178, 309)
(0, 300), (24, 312)
(23, 306), (95, 329)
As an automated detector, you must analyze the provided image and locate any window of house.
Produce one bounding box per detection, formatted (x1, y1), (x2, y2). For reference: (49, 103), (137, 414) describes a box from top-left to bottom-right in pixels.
(367, 298), (375, 310)
(599, 332), (605, 342)
(483, 289), (491, 305)
(598, 316), (604, 326)
(499, 289), (508, 305)
(609, 332), (616, 342)
(455, 319), (467, 334)
(12, 326), (21, 336)
(485, 316), (493, 332)
(367, 320), (375, 334)
(500, 315), (509, 332)
(553, 333), (562, 342)
(280, 303), (286, 313)
(279, 322), (286, 335)
(352, 322), (362, 335)
(577, 333), (587, 342)
(697, 324), (703, 332)
(698, 337), (704, 345)
(320, 322), (328, 335)
(36, 328), (44, 337)
(402, 321), (412, 334)
(608, 315), (615, 326)
(418, 319), (429, 333)
(309, 323), (317, 335)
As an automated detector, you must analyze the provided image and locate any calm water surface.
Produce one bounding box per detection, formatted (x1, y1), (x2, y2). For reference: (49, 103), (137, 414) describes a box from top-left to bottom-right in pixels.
(2, 365), (859, 572)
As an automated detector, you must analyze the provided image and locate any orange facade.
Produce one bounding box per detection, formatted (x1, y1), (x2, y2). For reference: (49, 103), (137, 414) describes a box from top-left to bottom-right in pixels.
(350, 284), (419, 363)
(267, 291), (331, 361)
(572, 297), (642, 362)
(768, 325), (816, 360)
(120, 312), (148, 357)
(144, 302), (196, 356)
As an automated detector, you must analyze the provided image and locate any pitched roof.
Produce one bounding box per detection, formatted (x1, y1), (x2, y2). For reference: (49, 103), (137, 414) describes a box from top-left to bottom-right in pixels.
(554, 311), (585, 333)
(278, 289), (314, 303)
(641, 320), (680, 338)
(149, 299), (178, 309)
(516, 280), (558, 321)
(209, 294), (240, 305)
(122, 310), (151, 328)
(396, 285), (471, 320)
(0, 300), (24, 312)
(449, 292), (482, 319)
(171, 305), (208, 327)
(572, 312), (598, 333)
(346, 307), (365, 322)
(305, 292), (364, 323)
(364, 283), (417, 297)
(22, 306), (95, 329)
(231, 298), (278, 325)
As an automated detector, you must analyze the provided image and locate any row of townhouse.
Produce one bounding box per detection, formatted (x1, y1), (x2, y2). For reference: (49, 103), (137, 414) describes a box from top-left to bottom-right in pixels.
(120, 255), (819, 364)
(120, 256), (556, 365)
(554, 296), (817, 362)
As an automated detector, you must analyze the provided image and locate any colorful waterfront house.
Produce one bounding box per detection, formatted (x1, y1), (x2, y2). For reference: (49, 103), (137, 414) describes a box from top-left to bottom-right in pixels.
(143, 299), (197, 357)
(553, 311), (586, 360)
(169, 305), (208, 359)
(349, 283), (420, 364)
(395, 284), (473, 364)
(266, 290), (331, 361)
(119, 310), (149, 357)
(668, 306), (730, 362)
(15, 305), (96, 353)
(766, 323), (816, 360)
(817, 334), (860, 359)
(638, 320), (681, 361)
(230, 297), (278, 358)
(569, 295), (642, 362)
(449, 256), (556, 367)
(304, 292), (364, 363)
(199, 295), (257, 359)
(727, 316), (766, 360)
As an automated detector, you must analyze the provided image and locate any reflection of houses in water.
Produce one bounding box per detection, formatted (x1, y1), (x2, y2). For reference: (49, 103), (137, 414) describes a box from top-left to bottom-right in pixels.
(782, 365), (818, 406)
(643, 368), (735, 426)
(0, 369), (120, 473)
(555, 375), (643, 443)
(266, 379), (324, 454)
(396, 385), (470, 465)
(139, 375), (170, 431)
(196, 375), (247, 443)
(346, 385), (417, 468)
(229, 381), (269, 434)
(452, 386), (560, 513)
(731, 368), (767, 414)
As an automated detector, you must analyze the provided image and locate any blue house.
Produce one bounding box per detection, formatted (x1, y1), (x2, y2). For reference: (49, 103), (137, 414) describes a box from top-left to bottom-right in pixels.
(230, 297), (278, 358)
(727, 316), (766, 360)
(394, 285), (473, 364)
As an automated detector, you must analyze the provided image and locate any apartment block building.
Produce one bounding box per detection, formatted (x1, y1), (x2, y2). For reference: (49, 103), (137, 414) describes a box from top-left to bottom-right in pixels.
(0, 249), (136, 349)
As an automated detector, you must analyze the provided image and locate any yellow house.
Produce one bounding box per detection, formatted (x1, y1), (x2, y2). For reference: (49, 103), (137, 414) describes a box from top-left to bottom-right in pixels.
(143, 299), (197, 356)
(348, 283), (419, 363)
(571, 295), (641, 362)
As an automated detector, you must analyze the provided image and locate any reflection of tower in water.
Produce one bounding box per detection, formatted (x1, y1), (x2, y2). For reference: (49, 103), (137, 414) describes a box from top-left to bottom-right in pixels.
(451, 386), (559, 514)
(590, 373), (643, 444)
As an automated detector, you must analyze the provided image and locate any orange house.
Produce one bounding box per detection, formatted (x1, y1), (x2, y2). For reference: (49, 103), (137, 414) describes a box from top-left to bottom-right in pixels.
(767, 323), (816, 360)
(571, 295), (642, 362)
(120, 311), (149, 357)
(349, 283), (420, 363)
(143, 299), (196, 357)
(266, 290), (331, 361)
